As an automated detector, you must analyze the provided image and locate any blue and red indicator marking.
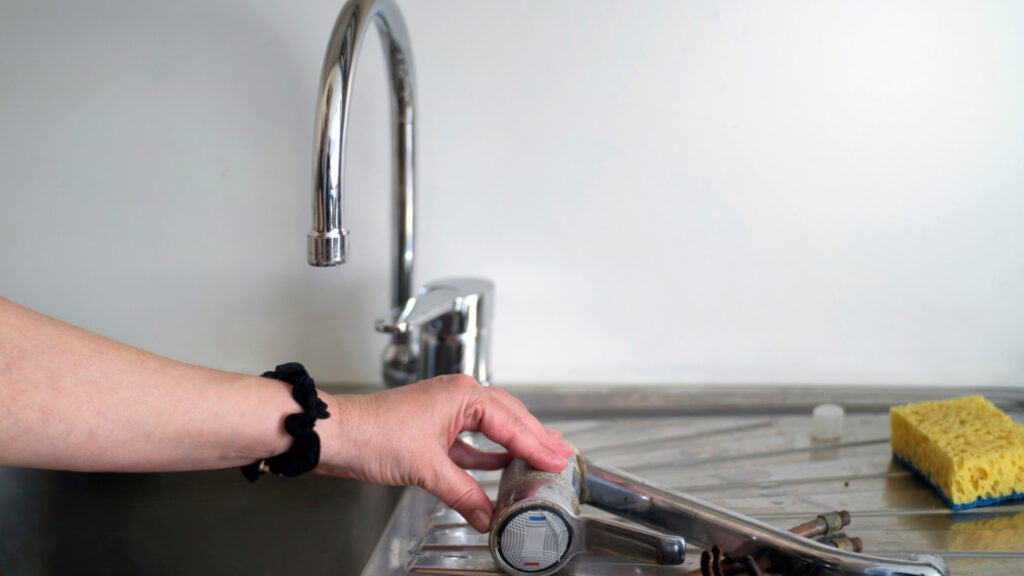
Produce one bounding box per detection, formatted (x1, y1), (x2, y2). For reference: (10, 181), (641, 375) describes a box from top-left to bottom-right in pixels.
(521, 515), (547, 566)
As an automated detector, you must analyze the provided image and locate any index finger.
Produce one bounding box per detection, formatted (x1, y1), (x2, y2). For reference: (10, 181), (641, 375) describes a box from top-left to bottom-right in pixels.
(465, 389), (568, 473)
(487, 387), (575, 459)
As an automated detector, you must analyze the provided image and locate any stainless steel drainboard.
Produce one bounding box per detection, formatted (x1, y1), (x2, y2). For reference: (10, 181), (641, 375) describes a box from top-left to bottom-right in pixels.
(360, 386), (1024, 576)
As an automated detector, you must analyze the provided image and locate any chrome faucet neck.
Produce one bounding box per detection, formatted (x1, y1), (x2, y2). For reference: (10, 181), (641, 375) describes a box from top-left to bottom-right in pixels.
(308, 0), (418, 386)
(308, 0), (416, 314)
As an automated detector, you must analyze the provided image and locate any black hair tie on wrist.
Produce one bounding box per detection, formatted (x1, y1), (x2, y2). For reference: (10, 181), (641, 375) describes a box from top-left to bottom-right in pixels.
(241, 362), (331, 482)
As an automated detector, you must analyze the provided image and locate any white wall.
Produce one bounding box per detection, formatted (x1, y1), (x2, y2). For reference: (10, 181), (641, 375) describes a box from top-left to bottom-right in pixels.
(1, 1), (1021, 386)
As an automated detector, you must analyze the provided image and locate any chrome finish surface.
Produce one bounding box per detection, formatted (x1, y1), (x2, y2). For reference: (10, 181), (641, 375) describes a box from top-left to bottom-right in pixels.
(582, 459), (945, 576)
(361, 385), (1024, 575)
(0, 467), (401, 576)
(309, 0), (418, 387)
(309, 0), (414, 276)
(488, 455), (684, 576)
(309, 0), (492, 388)
(377, 278), (493, 386)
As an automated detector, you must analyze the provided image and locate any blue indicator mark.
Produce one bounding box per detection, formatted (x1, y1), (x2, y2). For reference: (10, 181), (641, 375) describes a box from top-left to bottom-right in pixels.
(528, 515), (546, 521)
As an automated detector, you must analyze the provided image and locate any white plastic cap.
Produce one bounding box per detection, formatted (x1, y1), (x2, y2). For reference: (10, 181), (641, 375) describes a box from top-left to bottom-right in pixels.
(811, 403), (844, 440)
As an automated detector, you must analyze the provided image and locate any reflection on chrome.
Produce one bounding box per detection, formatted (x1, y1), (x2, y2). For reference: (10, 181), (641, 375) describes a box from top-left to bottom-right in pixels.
(307, 0), (491, 387)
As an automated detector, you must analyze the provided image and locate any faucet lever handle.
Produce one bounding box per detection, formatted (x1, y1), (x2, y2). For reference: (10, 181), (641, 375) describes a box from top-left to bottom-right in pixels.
(375, 277), (493, 334)
(581, 516), (686, 567)
(375, 277), (494, 385)
(374, 288), (451, 335)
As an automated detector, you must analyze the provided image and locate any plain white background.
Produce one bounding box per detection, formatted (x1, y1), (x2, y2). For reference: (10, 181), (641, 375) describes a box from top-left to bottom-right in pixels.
(1, 1), (1021, 387)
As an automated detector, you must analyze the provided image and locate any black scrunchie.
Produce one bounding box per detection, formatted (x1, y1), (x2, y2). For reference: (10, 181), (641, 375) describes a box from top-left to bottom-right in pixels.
(241, 362), (331, 481)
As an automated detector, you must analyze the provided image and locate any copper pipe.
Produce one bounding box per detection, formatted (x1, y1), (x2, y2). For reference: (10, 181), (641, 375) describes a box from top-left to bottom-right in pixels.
(685, 511), (856, 576)
(826, 536), (864, 553)
(788, 510), (851, 539)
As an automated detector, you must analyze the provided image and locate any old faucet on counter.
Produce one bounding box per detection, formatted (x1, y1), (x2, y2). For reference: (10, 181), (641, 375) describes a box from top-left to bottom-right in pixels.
(490, 453), (949, 576)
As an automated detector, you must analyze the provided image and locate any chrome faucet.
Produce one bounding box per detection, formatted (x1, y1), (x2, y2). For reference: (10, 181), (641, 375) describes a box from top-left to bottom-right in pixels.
(377, 278), (493, 386)
(308, 0), (492, 387)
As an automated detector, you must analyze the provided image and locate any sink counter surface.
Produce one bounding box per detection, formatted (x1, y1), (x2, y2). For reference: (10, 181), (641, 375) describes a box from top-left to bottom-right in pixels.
(365, 385), (1024, 576)
(3, 385), (1020, 575)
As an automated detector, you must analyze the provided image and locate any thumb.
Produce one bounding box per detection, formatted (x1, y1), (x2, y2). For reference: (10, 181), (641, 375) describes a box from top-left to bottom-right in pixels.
(422, 458), (494, 534)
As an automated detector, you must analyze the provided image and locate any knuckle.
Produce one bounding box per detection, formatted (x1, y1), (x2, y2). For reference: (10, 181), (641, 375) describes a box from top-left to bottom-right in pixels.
(416, 461), (442, 491)
(490, 387), (513, 403)
(453, 374), (481, 391)
(494, 387), (528, 413)
(510, 415), (529, 436)
(448, 484), (478, 512)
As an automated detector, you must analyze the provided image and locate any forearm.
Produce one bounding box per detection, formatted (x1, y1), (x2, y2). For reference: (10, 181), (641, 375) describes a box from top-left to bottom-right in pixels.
(0, 297), (296, 472)
(0, 297), (573, 533)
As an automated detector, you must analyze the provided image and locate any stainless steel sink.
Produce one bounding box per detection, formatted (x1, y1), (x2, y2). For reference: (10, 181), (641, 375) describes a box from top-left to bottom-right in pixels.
(4, 385), (1020, 575)
(0, 430), (401, 575)
(364, 385), (1024, 576)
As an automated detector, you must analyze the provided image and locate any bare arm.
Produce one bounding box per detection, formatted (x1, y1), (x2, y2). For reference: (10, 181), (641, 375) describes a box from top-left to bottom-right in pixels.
(0, 297), (297, 471)
(0, 297), (572, 532)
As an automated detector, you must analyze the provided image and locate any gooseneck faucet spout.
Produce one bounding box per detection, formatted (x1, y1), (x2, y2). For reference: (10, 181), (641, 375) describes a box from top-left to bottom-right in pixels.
(308, 0), (417, 385)
(309, 0), (415, 301)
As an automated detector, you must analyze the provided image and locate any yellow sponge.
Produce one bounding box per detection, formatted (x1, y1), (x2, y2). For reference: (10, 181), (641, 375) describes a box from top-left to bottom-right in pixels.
(890, 396), (1024, 509)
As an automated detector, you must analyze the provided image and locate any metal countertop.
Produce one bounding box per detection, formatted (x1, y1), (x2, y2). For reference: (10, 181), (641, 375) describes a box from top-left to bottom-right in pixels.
(362, 385), (1024, 576)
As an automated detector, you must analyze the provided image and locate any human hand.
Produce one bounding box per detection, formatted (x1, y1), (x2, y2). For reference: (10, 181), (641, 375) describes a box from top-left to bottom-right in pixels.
(316, 375), (574, 533)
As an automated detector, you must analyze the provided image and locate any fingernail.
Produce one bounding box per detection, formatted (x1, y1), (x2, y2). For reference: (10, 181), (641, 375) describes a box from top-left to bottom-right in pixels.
(470, 510), (491, 533)
(550, 440), (575, 458)
(548, 451), (568, 471)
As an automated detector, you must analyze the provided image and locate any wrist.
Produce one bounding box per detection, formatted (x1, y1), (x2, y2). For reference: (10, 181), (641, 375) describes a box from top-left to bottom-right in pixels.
(240, 362), (330, 481)
(312, 392), (363, 478)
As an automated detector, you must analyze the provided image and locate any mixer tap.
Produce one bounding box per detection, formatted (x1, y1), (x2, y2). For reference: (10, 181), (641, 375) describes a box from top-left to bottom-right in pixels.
(490, 453), (950, 576)
(308, 0), (491, 387)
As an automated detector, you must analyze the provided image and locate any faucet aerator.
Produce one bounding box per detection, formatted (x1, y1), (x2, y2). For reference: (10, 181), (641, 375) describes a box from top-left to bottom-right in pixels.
(308, 229), (349, 267)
